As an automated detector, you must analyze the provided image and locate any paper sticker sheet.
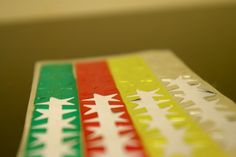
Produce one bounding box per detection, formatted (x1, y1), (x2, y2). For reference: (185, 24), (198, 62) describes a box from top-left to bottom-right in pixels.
(18, 51), (236, 157)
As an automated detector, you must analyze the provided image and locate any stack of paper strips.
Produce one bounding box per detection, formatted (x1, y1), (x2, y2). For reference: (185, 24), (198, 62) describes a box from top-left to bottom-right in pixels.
(18, 50), (236, 157)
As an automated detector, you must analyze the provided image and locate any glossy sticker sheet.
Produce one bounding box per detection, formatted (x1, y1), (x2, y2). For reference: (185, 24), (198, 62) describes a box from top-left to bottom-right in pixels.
(18, 52), (236, 157)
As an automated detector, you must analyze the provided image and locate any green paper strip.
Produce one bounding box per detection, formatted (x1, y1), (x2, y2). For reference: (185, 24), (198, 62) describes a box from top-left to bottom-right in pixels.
(24, 64), (83, 157)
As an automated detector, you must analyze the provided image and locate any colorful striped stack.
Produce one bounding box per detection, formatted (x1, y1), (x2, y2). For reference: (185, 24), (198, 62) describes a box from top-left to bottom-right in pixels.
(18, 50), (236, 157)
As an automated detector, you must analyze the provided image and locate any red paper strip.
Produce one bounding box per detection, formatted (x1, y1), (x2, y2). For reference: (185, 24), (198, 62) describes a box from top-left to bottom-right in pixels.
(75, 61), (146, 157)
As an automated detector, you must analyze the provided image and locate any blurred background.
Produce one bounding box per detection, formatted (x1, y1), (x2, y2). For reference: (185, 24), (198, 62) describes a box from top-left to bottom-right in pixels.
(0, 0), (236, 156)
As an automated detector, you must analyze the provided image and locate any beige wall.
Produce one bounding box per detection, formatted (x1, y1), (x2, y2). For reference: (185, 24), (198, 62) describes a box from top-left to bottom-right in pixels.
(1, 0), (235, 24)
(0, 2), (236, 156)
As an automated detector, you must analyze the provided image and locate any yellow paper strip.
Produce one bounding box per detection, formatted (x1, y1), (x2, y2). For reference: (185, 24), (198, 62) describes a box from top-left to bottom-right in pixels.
(108, 56), (227, 157)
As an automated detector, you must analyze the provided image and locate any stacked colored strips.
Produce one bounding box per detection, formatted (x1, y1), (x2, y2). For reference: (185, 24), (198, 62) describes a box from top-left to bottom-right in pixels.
(19, 54), (236, 157)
